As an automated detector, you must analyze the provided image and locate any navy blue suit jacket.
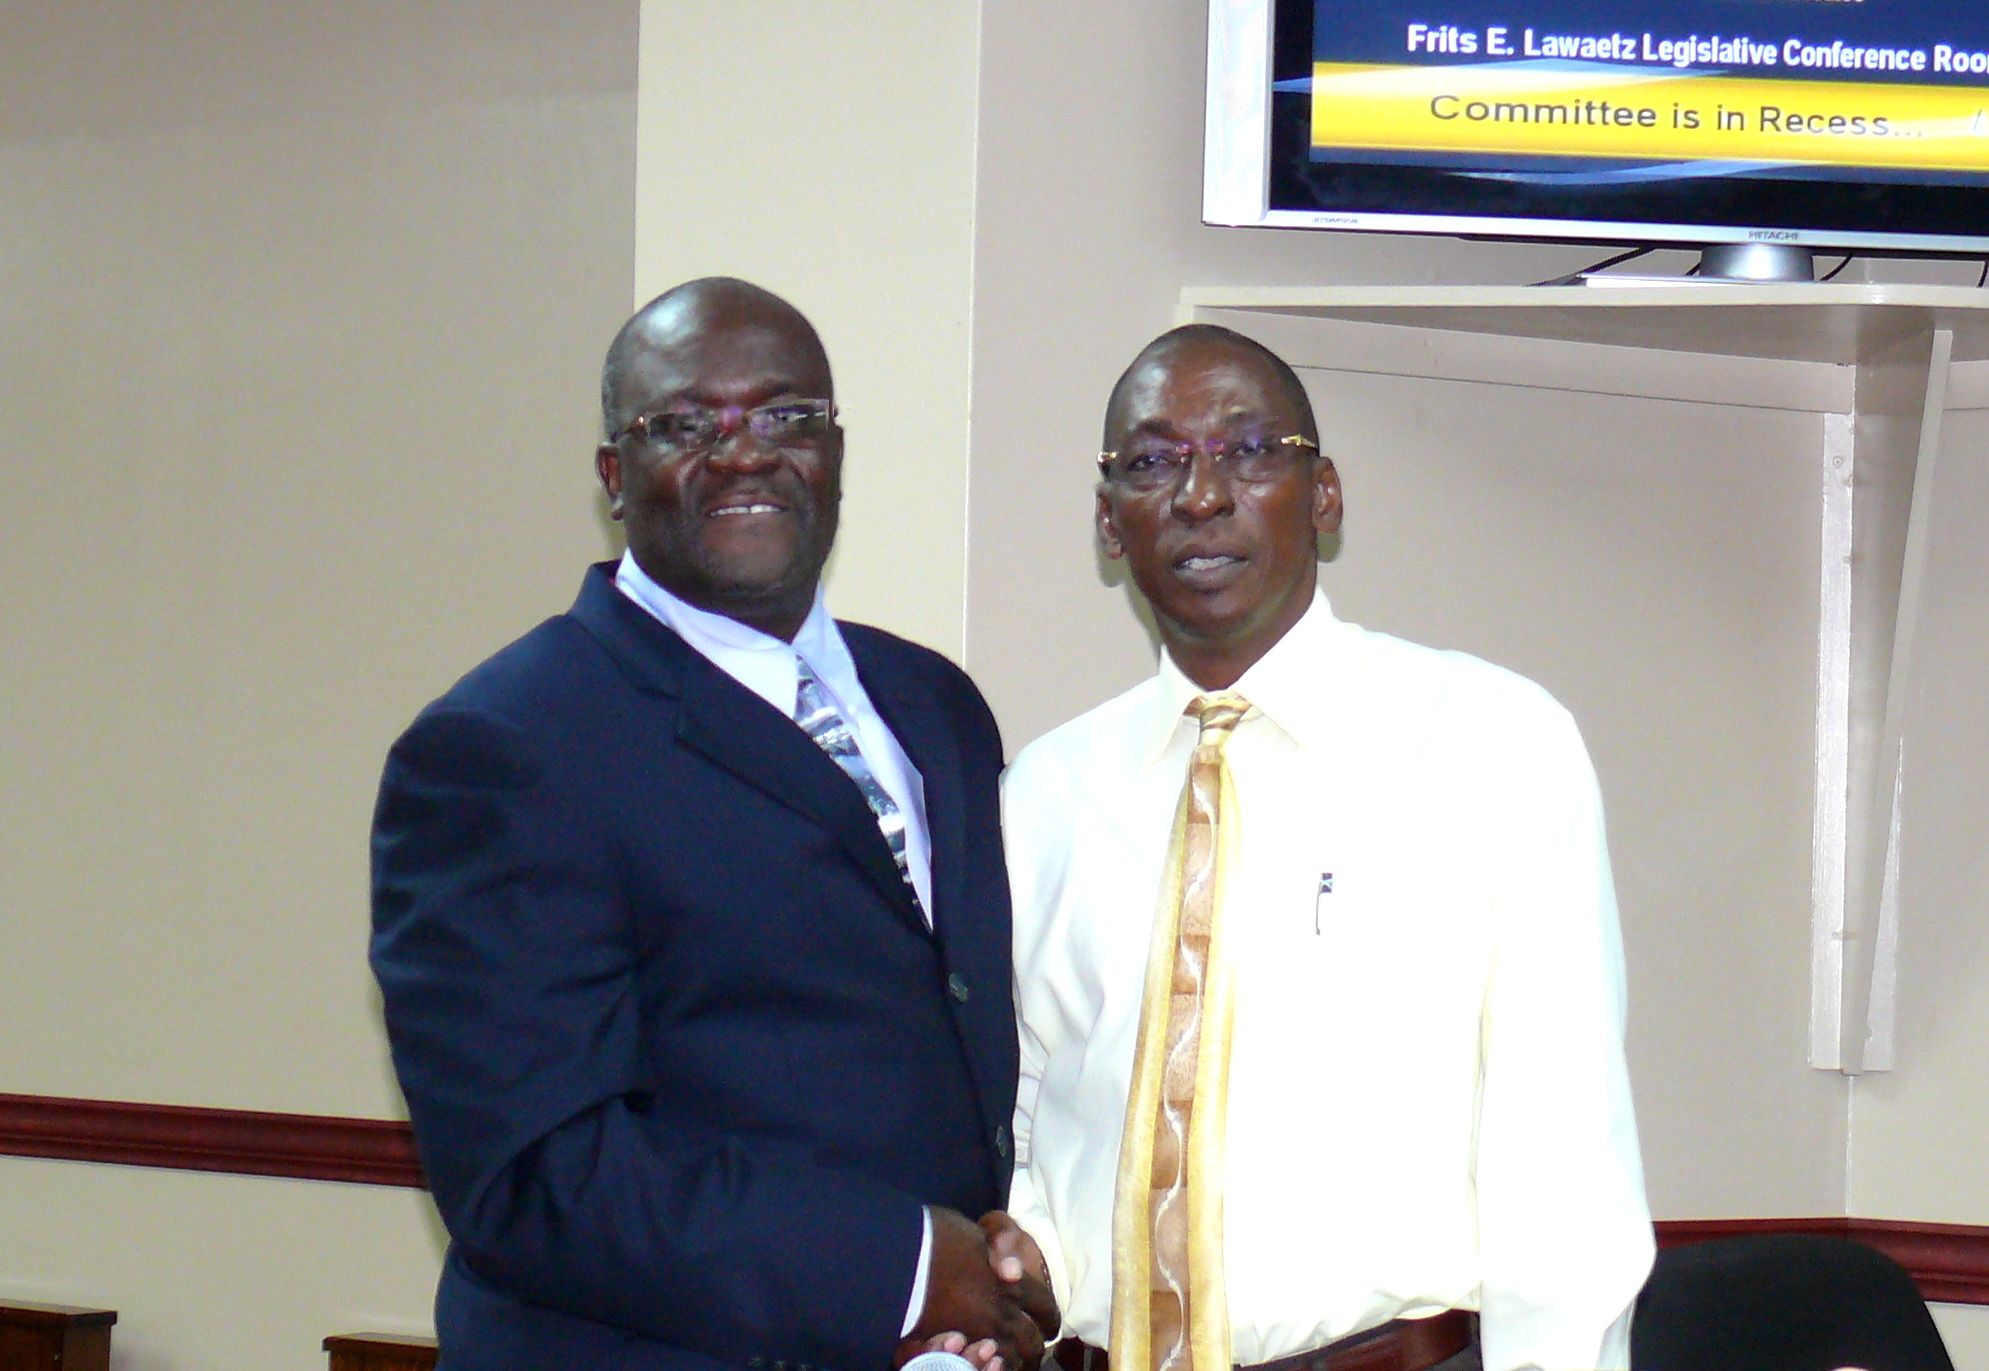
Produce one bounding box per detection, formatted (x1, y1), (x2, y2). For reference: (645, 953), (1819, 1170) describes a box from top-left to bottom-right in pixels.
(371, 564), (1018, 1371)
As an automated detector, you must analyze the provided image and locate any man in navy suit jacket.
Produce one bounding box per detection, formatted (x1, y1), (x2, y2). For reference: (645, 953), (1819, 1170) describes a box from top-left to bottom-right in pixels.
(371, 278), (1055, 1371)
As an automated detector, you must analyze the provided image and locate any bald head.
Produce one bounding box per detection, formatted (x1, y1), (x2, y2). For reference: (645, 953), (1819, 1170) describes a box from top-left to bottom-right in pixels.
(601, 277), (831, 440)
(1102, 324), (1317, 451)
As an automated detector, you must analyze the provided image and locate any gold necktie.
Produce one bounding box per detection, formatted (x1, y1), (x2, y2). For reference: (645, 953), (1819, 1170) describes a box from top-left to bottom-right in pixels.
(1112, 693), (1252, 1371)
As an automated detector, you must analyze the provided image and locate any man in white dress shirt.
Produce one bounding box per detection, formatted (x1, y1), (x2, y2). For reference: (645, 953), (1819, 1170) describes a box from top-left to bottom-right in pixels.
(995, 325), (1654, 1371)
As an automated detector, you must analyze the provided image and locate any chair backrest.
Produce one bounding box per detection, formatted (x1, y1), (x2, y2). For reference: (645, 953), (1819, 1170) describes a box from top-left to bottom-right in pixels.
(1631, 1234), (1955, 1371)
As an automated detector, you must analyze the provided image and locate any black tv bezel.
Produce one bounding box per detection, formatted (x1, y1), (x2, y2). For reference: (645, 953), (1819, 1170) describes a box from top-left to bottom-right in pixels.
(1257, 0), (1989, 253)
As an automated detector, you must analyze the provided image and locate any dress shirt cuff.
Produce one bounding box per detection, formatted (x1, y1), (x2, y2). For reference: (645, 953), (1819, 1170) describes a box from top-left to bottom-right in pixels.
(901, 1206), (935, 1337)
(1005, 1167), (1069, 1334)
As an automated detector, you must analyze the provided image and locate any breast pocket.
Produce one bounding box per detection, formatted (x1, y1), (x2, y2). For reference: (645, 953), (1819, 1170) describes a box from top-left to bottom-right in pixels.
(1237, 843), (1494, 1092)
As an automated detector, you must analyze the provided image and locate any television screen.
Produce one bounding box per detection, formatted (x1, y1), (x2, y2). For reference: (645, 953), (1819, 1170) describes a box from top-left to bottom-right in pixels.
(1205, 0), (1989, 259)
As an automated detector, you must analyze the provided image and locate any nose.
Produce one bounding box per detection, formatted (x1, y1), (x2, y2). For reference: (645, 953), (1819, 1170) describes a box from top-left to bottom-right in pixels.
(701, 424), (781, 473)
(1171, 449), (1235, 521)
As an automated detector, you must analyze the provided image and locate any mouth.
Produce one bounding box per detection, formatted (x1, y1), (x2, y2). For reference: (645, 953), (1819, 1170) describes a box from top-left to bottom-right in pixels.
(706, 499), (788, 519)
(1172, 550), (1247, 589)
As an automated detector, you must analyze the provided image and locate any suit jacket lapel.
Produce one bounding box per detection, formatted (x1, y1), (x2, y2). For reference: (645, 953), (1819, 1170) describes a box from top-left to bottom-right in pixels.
(569, 566), (927, 933)
(850, 635), (967, 942)
(680, 679), (927, 931)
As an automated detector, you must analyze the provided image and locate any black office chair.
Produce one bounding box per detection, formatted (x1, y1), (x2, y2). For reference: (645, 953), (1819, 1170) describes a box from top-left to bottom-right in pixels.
(1631, 1234), (1955, 1371)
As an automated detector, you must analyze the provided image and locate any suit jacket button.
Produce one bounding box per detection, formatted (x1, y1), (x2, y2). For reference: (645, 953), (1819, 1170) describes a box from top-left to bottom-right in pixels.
(947, 972), (970, 1003)
(994, 1124), (1011, 1158)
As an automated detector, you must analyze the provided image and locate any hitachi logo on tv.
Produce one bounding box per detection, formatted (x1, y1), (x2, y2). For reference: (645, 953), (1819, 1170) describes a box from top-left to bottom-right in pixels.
(1749, 229), (1802, 241)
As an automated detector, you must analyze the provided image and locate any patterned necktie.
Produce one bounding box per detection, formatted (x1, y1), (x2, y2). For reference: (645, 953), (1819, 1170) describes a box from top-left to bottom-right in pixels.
(1111, 693), (1252, 1371)
(794, 658), (917, 900)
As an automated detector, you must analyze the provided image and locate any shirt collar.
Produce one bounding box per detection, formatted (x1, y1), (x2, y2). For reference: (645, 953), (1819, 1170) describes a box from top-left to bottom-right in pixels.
(615, 548), (830, 651)
(1140, 587), (1344, 768)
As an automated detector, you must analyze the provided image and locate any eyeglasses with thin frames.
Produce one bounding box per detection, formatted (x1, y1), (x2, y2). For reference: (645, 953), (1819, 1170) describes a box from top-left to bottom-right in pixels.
(613, 399), (837, 457)
(1097, 432), (1319, 495)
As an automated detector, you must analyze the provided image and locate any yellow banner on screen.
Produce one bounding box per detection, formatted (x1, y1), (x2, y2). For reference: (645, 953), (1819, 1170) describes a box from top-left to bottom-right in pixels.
(1312, 61), (1989, 171)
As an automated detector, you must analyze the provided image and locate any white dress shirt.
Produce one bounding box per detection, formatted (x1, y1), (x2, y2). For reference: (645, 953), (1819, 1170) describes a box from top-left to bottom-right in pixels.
(612, 551), (938, 1331)
(1002, 590), (1653, 1371)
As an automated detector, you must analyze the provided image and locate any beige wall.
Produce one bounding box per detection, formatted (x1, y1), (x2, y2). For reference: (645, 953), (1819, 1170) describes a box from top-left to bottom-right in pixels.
(1847, 390), (1989, 1369)
(1, 0), (637, 1117)
(0, 1), (637, 1362)
(1936, 1306), (1989, 1371)
(630, 1), (979, 658)
(1847, 397), (1989, 1228)
(6, 2), (1987, 1367)
(0, 1158), (446, 1367)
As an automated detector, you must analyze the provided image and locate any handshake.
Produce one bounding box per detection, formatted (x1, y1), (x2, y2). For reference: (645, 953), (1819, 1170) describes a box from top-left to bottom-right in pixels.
(897, 1209), (1060, 1371)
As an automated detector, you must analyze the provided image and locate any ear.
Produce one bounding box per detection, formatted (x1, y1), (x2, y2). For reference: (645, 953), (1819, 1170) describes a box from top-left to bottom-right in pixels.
(595, 443), (625, 520)
(1310, 456), (1343, 538)
(1095, 486), (1125, 560)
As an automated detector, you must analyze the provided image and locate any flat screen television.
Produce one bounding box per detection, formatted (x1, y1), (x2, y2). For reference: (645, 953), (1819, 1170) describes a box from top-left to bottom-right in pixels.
(1205, 0), (1989, 276)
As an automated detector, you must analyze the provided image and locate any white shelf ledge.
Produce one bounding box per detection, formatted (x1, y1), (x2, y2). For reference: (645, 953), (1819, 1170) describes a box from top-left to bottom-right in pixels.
(1181, 282), (1989, 366)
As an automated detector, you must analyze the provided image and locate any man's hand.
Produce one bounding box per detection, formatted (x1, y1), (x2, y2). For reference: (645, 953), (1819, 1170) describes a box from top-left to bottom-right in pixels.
(977, 1211), (1057, 1337)
(897, 1208), (1055, 1371)
(911, 1330), (1004, 1371)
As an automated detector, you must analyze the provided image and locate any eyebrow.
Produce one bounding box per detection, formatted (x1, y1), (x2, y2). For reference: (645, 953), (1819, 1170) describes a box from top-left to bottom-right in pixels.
(656, 378), (817, 408)
(1123, 407), (1276, 435)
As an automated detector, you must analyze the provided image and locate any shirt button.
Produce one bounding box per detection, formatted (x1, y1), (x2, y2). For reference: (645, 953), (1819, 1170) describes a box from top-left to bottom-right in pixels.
(947, 972), (970, 1003)
(994, 1124), (1011, 1159)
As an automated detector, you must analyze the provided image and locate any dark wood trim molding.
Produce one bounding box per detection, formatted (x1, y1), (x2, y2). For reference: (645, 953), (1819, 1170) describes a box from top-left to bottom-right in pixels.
(0, 1093), (421, 1188)
(2, 1091), (1984, 1306)
(1657, 1216), (1989, 1305)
